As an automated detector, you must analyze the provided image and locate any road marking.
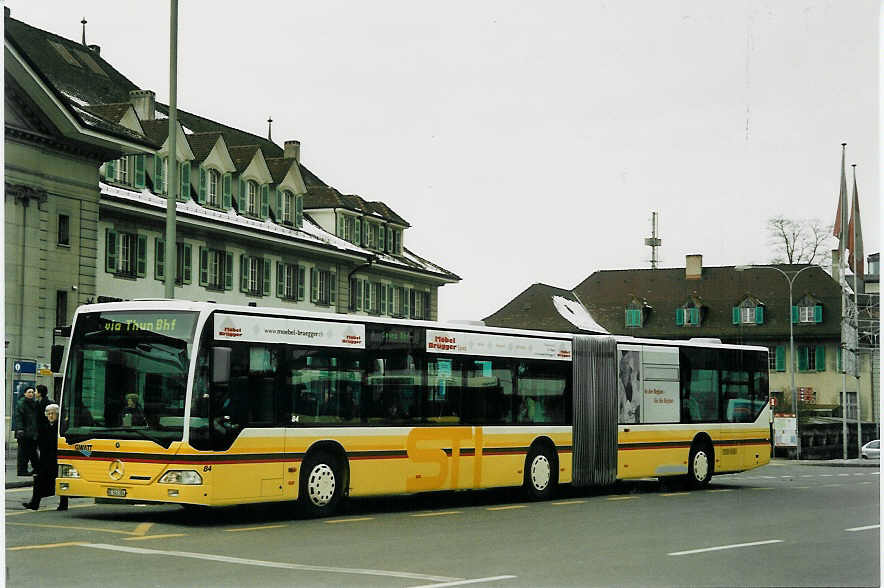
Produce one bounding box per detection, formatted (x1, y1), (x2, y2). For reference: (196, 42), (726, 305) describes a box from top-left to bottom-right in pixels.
(801, 474), (815, 478)
(780, 475), (793, 478)
(819, 474), (833, 477)
(853, 473), (865, 476)
(838, 473), (851, 477)
(760, 476), (777, 479)
(552, 500), (586, 505)
(410, 575), (518, 587)
(486, 505), (526, 511)
(7, 541), (87, 551)
(607, 496), (638, 501)
(750, 487), (774, 491)
(705, 489), (733, 493)
(845, 525), (880, 532)
(871, 472), (880, 476)
(661, 492), (689, 497)
(859, 481), (873, 485)
(821, 484), (843, 488)
(124, 533), (187, 541)
(7, 522), (137, 536)
(80, 543), (460, 582)
(133, 522), (154, 536)
(668, 539), (783, 556)
(794, 486), (811, 489)
(225, 524), (287, 532)
(5, 488), (31, 494)
(325, 517), (374, 524)
(411, 511), (462, 517)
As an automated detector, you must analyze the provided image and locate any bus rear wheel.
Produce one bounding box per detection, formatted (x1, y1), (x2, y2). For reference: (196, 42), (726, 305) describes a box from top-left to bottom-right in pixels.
(299, 451), (343, 518)
(523, 445), (557, 500)
(687, 443), (713, 489)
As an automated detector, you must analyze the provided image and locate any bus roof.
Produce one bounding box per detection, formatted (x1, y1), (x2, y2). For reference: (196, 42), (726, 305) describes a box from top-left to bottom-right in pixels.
(73, 299), (768, 353)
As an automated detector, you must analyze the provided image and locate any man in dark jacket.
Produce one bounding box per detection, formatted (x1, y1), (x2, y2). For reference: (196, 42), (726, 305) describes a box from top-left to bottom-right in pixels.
(23, 403), (68, 511)
(14, 387), (40, 476)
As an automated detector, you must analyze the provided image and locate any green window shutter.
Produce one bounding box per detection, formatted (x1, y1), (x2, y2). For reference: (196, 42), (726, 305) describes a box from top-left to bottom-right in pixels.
(380, 284), (387, 314)
(106, 230), (117, 272)
(330, 272), (336, 304)
(134, 155), (145, 188)
(238, 179), (246, 213)
(775, 345), (785, 372)
(198, 166), (207, 204)
(337, 214), (344, 237)
(732, 307), (740, 325)
(402, 288), (409, 317)
(263, 258), (271, 296)
(755, 305), (764, 324)
(364, 280), (371, 310)
(379, 226), (386, 252)
(675, 308), (684, 326)
(297, 265), (305, 300)
(224, 252), (233, 290)
(276, 262), (284, 297)
(296, 195), (303, 228)
(310, 268), (318, 302)
(222, 173), (232, 209)
(387, 284), (394, 315)
(815, 345), (826, 372)
(791, 305), (799, 324)
(354, 217), (361, 245)
(180, 161), (190, 201)
(814, 305), (823, 323)
(155, 238), (165, 280)
(105, 159), (115, 180)
(240, 255), (249, 292)
(410, 289), (416, 319)
(797, 347), (808, 372)
(154, 156), (163, 193)
(136, 234), (147, 277)
(690, 308), (699, 324)
(199, 247), (208, 286)
(260, 185), (269, 219)
(275, 188), (281, 217)
(183, 244), (192, 284)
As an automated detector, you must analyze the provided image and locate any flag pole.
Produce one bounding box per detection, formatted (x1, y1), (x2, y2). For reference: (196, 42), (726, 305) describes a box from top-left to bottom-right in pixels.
(851, 164), (861, 458)
(838, 143), (848, 460)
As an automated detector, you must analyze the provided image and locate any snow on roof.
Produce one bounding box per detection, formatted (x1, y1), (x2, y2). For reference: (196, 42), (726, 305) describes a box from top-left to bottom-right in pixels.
(552, 295), (609, 334)
(98, 182), (454, 279)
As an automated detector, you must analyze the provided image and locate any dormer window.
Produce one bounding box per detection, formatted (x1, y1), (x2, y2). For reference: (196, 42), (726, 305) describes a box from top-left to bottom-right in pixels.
(281, 190), (294, 224)
(792, 295), (823, 324)
(104, 155), (145, 189)
(676, 296), (704, 326)
(732, 296), (764, 325)
(116, 156), (129, 183)
(247, 181), (259, 216)
(624, 296), (649, 328)
(207, 169), (221, 207)
(154, 156), (167, 194)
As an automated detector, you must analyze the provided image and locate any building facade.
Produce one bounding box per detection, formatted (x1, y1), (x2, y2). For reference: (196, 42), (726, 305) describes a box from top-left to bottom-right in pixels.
(4, 9), (459, 439)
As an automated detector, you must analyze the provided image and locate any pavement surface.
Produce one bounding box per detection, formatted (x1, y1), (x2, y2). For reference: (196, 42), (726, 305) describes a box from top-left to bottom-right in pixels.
(3, 444), (878, 489)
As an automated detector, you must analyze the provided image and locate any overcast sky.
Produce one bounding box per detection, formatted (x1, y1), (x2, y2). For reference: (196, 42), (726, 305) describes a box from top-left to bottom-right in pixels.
(10, 1), (880, 321)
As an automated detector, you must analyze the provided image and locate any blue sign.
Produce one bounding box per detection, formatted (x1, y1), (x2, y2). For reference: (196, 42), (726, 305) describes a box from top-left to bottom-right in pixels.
(13, 361), (36, 374)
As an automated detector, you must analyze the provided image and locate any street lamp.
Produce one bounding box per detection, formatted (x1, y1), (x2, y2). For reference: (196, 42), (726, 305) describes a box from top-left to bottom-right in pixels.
(735, 264), (817, 460)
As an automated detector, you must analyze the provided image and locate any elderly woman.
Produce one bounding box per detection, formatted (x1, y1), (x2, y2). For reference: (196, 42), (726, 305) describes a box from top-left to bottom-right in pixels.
(22, 403), (68, 511)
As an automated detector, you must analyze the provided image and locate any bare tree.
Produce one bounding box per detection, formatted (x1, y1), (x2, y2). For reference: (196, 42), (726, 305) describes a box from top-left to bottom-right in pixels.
(767, 216), (834, 265)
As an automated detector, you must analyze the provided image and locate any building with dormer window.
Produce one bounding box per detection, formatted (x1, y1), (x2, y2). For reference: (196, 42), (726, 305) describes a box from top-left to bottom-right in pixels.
(4, 9), (460, 425)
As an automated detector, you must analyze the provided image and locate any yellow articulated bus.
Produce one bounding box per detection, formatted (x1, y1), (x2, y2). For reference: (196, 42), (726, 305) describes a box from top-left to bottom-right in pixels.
(56, 301), (771, 516)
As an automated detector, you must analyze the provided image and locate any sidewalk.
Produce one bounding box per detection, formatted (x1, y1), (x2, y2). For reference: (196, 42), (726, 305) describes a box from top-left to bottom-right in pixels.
(5, 446), (37, 489)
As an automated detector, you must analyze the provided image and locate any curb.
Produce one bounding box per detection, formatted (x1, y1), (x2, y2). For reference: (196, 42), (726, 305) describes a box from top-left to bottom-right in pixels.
(6, 480), (33, 489)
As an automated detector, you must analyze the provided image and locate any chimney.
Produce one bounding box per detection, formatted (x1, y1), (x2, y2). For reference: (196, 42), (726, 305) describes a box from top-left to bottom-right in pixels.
(129, 90), (155, 122)
(685, 254), (703, 280)
(831, 249), (841, 284)
(284, 140), (301, 162)
(88, 44), (101, 55)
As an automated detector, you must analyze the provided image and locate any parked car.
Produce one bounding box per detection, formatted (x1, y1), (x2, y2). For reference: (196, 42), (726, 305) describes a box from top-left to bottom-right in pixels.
(860, 439), (879, 459)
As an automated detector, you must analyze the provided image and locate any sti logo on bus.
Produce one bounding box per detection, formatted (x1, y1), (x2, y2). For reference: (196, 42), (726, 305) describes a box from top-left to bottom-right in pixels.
(406, 427), (485, 492)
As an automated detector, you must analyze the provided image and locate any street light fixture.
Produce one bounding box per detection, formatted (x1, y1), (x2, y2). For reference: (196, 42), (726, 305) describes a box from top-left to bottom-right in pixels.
(735, 264), (817, 460)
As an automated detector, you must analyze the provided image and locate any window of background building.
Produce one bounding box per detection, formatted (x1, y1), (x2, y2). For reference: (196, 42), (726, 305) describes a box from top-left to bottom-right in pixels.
(57, 214), (70, 246)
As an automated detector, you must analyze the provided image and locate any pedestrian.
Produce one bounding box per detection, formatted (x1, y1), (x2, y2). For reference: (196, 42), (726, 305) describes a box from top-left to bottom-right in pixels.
(23, 403), (68, 511)
(14, 387), (40, 476)
(35, 384), (50, 412)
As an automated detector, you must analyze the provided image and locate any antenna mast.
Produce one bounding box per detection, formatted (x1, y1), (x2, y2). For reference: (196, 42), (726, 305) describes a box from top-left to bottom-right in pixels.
(644, 211), (662, 269)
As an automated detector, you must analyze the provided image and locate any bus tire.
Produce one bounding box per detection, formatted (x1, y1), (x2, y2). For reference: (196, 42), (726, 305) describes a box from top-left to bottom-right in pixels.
(299, 451), (343, 518)
(687, 442), (713, 489)
(523, 444), (557, 500)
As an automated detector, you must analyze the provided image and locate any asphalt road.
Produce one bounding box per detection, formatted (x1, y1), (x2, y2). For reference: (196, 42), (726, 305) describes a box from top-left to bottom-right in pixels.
(4, 461), (880, 587)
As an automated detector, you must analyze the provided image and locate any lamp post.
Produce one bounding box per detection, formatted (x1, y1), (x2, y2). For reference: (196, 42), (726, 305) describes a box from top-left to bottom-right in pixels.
(736, 264), (817, 460)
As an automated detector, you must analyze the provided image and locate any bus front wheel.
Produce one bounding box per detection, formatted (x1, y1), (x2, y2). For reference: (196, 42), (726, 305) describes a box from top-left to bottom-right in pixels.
(523, 444), (557, 500)
(687, 443), (713, 489)
(299, 451), (343, 518)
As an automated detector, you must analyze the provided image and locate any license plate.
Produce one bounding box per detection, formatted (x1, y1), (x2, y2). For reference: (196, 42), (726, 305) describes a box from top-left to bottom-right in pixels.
(107, 487), (127, 498)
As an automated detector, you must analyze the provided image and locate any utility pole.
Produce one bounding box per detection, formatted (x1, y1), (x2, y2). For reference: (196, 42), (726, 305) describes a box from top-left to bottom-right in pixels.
(164, 0), (179, 299)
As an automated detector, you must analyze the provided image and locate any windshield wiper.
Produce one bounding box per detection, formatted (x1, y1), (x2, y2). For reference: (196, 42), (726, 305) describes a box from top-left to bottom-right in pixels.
(99, 427), (163, 445)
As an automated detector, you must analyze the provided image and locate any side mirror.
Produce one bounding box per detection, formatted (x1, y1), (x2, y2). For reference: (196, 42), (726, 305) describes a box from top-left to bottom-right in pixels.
(51, 345), (65, 373)
(212, 347), (232, 384)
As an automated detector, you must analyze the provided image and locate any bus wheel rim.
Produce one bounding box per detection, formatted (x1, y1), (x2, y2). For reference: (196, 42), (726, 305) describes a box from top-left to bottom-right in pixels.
(308, 464), (336, 506)
(531, 455), (550, 491)
(693, 451), (708, 481)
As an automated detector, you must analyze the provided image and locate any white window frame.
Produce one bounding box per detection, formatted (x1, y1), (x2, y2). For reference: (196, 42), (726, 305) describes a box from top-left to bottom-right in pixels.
(116, 156), (129, 184)
(282, 190), (294, 224)
(799, 306), (815, 323)
(207, 249), (223, 289)
(247, 181), (259, 216)
(208, 169), (221, 207)
(119, 233), (134, 274)
(740, 307), (755, 324)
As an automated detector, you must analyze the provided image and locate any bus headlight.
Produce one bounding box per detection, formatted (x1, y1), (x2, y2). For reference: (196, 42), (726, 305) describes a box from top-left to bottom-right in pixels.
(158, 470), (203, 485)
(58, 464), (80, 478)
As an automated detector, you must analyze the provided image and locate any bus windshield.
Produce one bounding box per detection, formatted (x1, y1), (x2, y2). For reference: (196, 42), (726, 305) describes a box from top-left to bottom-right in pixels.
(60, 310), (198, 448)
